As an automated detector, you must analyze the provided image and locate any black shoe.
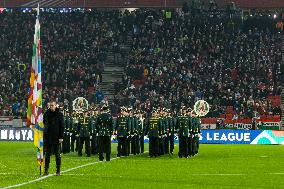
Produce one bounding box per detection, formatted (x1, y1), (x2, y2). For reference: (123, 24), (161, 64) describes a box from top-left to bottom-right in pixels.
(78, 154), (82, 157)
(106, 159), (110, 161)
(43, 171), (49, 176)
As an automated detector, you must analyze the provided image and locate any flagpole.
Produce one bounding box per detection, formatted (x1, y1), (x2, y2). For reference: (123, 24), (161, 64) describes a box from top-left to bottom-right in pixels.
(37, 3), (42, 176)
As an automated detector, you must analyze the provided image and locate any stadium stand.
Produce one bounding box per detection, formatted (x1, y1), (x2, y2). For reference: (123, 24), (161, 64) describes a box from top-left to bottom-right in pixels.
(0, 7), (282, 119)
(113, 9), (282, 118)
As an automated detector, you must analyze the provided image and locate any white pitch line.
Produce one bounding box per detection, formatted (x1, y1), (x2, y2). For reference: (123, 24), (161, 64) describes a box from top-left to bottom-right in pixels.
(1, 157), (119, 189)
(0, 173), (87, 176)
(1, 151), (149, 189)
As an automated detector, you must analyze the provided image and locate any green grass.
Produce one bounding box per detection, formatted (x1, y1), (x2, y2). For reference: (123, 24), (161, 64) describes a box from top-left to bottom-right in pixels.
(1, 142), (284, 189)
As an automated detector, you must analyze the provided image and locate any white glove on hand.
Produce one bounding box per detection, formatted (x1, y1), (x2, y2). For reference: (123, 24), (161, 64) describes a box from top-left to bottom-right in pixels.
(59, 139), (63, 143)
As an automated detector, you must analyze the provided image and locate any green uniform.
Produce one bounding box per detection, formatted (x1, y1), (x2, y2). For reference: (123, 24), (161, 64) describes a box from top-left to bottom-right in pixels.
(115, 116), (130, 157)
(127, 116), (134, 156)
(158, 116), (167, 155)
(62, 116), (71, 154)
(146, 116), (163, 157)
(96, 112), (114, 161)
(90, 115), (98, 155)
(77, 114), (92, 157)
(70, 113), (79, 152)
(131, 116), (139, 155)
(176, 115), (191, 158)
(164, 116), (175, 154)
(138, 117), (145, 153)
(192, 117), (201, 155)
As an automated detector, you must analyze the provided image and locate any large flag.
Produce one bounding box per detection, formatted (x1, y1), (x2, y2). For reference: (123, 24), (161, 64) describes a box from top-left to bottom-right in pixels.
(27, 5), (44, 167)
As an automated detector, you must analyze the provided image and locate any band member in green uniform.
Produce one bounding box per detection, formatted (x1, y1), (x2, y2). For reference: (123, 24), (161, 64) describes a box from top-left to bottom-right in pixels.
(115, 107), (130, 157)
(70, 111), (79, 152)
(176, 106), (191, 158)
(77, 111), (92, 157)
(96, 105), (114, 161)
(146, 109), (162, 158)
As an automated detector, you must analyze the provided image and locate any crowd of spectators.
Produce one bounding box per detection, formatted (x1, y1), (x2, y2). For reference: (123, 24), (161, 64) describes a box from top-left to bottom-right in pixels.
(0, 7), (282, 118)
(0, 9), (126, 116)
(114, 9), (283, 118)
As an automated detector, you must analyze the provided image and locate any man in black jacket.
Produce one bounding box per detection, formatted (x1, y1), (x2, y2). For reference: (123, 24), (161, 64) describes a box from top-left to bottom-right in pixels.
(43, 101), (64, 176)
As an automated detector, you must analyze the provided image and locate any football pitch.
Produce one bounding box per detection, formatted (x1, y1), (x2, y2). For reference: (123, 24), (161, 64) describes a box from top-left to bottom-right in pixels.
(0, 142), (284, 189)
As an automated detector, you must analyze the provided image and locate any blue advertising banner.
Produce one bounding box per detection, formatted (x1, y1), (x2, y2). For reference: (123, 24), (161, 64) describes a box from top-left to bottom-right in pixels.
(118, 130), (284, 145)
(1, 128), (284, 145)
(199, 130), (263, 144)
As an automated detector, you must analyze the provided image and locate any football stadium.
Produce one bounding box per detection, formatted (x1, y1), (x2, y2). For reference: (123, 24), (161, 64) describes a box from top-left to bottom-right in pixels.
(0, 0), (284, 188)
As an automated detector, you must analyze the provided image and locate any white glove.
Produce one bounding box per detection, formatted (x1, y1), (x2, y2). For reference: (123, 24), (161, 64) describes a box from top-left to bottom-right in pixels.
(59, 139), (63, 143)
(90, 136), (92, 140)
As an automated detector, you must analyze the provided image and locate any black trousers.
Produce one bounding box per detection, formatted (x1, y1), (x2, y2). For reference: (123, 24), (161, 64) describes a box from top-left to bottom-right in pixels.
(127, 136), (131, 156)
(135, 135), (140, 155)
(149, 136), (159, 157)
(169, 134), (175, 154)
(44, 143), (61, 171)
(139, 135), (144, 153)
(165, 135), (171, 154)
(193, 136), (199, 155)
(70, 133), (79, 152)
(159, 137), (165, 155)
(62, 133), (70, 154)
(61, 133), (67, 153)
(98, 136), (111, 161)
(66, 134), (70, 153)
(131, 135), (139, 155)
(178, 136), (188, 158)
(117, 136), (127, 156)
(91, 134), (98, 155)
(188, 136), (193, 156)
(78, 137), (90, 156)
